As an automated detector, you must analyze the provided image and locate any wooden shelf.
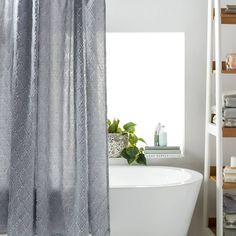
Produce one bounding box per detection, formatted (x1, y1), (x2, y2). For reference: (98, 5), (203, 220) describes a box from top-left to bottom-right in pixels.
(210, 166), (236, 189)
(208, 123), (236, 137)
(206, 6), (236, 235)
(214, 8), (236, 24)
(221, 9), (236, 24)
(223, 127), (236, 137)
(210, 175), (236, 189)
(212, 61), (236, 74)
(208, 217), (216, 235)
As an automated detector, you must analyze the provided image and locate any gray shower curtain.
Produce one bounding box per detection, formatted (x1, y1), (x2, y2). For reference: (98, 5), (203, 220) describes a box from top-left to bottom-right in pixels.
(0, 0), (110, 235)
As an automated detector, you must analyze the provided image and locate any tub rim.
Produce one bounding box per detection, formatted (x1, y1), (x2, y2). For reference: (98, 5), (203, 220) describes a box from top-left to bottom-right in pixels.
(109, 165), (203, 189)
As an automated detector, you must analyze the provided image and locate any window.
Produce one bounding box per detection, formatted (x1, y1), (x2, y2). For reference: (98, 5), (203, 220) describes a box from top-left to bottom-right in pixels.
(106, 33), (185, 150)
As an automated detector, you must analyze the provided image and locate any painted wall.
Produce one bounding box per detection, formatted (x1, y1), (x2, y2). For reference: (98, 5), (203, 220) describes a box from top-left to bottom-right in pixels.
(106, 0), (236, 235)
(106, 0), (207, 235)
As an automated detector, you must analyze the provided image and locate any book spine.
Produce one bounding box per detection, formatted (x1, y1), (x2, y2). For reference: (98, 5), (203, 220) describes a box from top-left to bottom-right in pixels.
(223, 173), (236, 176)
(224, 174), (236, 182)
(144, 150), (181, 154)
(223, 170), (236, 174)
(145, 146), (180, 150)
(145, 153), (181, 158)
(224, 178), (236, 183)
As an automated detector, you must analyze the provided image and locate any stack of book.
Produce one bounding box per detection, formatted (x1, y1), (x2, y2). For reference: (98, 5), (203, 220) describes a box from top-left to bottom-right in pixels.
(144, 146), (181, 158)
(223, 166), (236, 183)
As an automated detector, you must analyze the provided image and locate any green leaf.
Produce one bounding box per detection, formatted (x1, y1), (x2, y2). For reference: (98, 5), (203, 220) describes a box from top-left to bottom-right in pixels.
(107, 119), (111, 126)
(117, 127), (122, 133)
(123, 122), (136, 133)
(126, 146), (139, 158)
(121, 147), (139, 165)
(121, 148), (130, 159)
(121, 148), (136, 164)
(108, 119), (120, 133)
(129, 133), (138, 146)
(138, 138), (146, 144)
(128, 157), (136, 164)
(136, 153), (147, 165)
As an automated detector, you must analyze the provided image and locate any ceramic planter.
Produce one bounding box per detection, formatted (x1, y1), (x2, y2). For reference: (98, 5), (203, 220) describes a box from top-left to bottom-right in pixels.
(108, 133), (128, 158)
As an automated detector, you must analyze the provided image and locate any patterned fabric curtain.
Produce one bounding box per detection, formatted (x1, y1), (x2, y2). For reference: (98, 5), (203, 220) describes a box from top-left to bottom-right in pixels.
(0, 0), (110, 235)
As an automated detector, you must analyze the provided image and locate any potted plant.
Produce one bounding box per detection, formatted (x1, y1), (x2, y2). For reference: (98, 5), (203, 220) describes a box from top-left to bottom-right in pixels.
(107, 119), (147, 165)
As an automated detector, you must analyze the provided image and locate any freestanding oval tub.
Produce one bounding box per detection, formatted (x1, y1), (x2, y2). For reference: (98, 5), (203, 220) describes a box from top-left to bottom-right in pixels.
(109, 166), (202, 236)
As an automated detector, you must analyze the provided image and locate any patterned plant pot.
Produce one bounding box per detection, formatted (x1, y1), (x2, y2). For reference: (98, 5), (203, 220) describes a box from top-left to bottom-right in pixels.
(108, 133), (128, 158)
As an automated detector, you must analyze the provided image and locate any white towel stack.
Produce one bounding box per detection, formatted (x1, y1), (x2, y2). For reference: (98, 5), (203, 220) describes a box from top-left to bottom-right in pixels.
(212, 91), (236, 127)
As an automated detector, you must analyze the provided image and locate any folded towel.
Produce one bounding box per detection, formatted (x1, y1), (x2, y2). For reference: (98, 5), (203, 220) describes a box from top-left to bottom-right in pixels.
(224, 108), (236, 119)
(225, 9), (236, 14)
(212, 106), (236, 118)
(223, 90), (236, 98)
(225, 97), (236, 108)
(224, 193), (236, 214)
(224, 213), (236, 229)
(223, 91), (236, 107)
(226, 4), (236, 9)
(212, 114), (236, 127)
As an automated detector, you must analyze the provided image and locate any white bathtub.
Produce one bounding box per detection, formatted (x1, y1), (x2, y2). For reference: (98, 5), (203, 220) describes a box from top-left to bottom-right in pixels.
(109, 166), (202, 236)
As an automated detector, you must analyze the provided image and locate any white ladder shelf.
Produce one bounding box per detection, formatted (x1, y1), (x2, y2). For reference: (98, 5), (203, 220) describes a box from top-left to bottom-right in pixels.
(203, 1), (236, 236)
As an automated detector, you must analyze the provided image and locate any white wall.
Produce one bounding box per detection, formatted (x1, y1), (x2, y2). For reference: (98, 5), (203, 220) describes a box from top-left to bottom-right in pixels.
(106, 0), (207, 235)
(107, 0), (236, 235)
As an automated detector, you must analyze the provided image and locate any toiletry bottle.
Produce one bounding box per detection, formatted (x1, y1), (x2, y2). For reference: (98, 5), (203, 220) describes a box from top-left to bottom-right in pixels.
(154, 123), (162, 146)
(154, 130), (158, 146)
(159, 125), (167, 147)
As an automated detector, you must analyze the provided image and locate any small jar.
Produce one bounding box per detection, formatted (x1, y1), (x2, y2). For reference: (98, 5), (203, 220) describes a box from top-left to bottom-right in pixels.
(226, 53), (236, 70)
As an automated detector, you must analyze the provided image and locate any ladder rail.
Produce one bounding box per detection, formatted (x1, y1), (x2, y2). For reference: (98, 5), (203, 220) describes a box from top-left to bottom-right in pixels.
(214, 0), (223, 235)
(203, 0), (213, 230)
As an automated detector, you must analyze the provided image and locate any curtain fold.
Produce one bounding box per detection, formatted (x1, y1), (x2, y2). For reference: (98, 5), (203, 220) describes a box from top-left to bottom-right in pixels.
(0, 0), (110, 235)
(8, 0), (36, 235)
(0, 1), (13, 233)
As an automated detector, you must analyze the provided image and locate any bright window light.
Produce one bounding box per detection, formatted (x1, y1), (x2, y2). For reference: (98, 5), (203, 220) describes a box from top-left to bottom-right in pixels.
(106, 33), (185, 149)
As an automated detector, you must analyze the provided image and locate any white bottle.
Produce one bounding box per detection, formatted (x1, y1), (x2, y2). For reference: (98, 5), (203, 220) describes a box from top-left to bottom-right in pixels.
(159, 125), (167, 147)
